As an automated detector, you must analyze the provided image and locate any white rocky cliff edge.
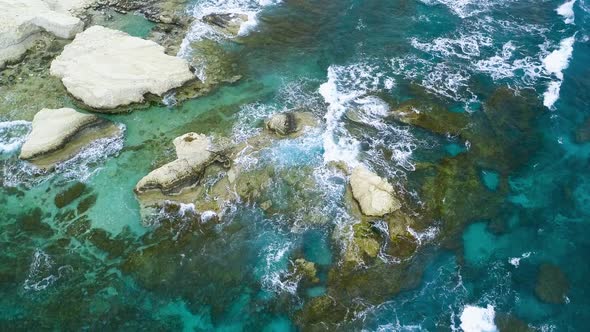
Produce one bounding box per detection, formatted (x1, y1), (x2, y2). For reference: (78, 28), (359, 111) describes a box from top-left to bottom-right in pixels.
(0, 0), (89, 68)
(50, 25), (196, 110)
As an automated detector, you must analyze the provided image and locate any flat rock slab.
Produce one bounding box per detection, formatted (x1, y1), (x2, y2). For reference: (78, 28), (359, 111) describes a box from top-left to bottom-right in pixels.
(19, 107), (120, 168)
(0, 0), (87, 67)
(50, 25), (195, 110)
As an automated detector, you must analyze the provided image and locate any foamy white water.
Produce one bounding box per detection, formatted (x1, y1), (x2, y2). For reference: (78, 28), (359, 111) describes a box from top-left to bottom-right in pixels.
(542, 35), (576, 108)
(459, 305), (498, 332)
(557, 0), (577, 24)
(178, 0), (283, 58)
(319, 63), (395, 166)
(0, 120), (31, 155)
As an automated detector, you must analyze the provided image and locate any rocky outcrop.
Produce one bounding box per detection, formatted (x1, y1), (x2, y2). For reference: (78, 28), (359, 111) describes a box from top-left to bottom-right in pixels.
(265, 111), (317, 137)
(0, 0), (88, 68)
(19, 107), (120, 167)
(135, 133), (217, 195)
(201, 13), (248, 36)
(350, 165), (400, 217)
(50, 25), (195, 110)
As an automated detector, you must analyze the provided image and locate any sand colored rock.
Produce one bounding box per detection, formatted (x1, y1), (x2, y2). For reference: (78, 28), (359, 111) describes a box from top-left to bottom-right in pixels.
(0, 0), (87, 67)
(19, 108), (101, 160)
(350, 165), (401, 217)
(265, 111), (317, 137)
(135, 133), (214, 194)
(50, 25), (195, 109)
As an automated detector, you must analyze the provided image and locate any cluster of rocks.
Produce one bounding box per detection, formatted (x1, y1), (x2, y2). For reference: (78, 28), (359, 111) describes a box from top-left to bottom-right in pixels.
(133, 110), (319, 219)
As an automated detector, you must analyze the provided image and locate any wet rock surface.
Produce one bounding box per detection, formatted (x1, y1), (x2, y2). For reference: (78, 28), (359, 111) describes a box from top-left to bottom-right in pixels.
(202, 13), (248, 36)
(265, 111), (317, 137)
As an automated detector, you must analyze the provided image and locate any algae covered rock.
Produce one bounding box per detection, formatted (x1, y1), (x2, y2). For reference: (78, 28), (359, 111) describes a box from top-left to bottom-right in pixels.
(201, 13), (249, 36)
(535, 263), (569, 304)
(19, 107), (121, 168)
(265, 111), (317, 137)
(350, 165), (401, 217)
(390, 99), (469, 136)
(50, 25), (195, 110)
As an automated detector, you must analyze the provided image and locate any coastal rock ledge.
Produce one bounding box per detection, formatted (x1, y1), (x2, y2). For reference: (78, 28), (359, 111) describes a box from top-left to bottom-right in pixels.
(135, 133), (216, 195)
(50, 25), (195, 110)
(19, 107), (120, 167)
(0, 0), (87, 68)
(350, 165), (401, 217)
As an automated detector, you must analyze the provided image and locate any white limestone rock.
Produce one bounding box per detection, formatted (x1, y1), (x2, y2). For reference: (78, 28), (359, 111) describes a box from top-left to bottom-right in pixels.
(350, 165), (401, 217)
(20, 107), (100, 160)
(50, 26), (195, 110)
(0, 0), (87, 68)
(135, 133), (214, 194)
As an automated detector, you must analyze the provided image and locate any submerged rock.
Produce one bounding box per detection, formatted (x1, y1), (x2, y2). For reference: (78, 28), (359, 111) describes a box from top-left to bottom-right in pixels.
(19, 107), (121, 168)
(575, 117), (590, 143)
(350, 165), (401, 217)
(389, 100), (469, 136)
(201, 13), (249, 36)
(535, 263), (569, 304)
(0, 0), (87, 68)
(265, 111), (317, 137)
(50, 25), (195, 110)
(293, 258), (319, 284)
(54, 182), (87, 208)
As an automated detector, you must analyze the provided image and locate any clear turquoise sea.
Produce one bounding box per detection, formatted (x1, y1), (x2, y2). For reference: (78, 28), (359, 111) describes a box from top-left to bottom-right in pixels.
(1, 0), (590, 330)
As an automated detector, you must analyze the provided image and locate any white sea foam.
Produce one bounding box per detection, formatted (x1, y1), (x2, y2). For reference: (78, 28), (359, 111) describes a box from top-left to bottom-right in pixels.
(197, 210), (217, 224)
(0, 120), (31, 155)
(420, 0), (498, 18)
(542, 35), (576, 108)
(407, 226), (439, 245)
(459, 305), (498, 332)
(557, 0), (576, 24)
(260, 240), (298, 294)
(178, 0), (282, 57)
(319, 63), (395, 166)
(411, 33), (492, 60)
(2, 124), (125, 188)
(23, 249), (72, 292)
(508, 251), (531, 268)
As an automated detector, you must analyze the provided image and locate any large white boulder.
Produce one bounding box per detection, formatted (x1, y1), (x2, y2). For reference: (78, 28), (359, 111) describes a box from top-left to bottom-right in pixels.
(50, 26), (196, 109)
(350, 165), (401, 217)
(135, 133), (213, 194)
(19, 107), (106, 160)
(0, 0), (87, 68)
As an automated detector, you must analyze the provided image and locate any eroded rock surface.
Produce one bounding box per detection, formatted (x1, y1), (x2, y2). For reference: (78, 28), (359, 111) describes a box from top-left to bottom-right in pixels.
(50, 25), (195, 109)
(135, 133), (217, 195)
(0, 0), (88, 68)
(350, 165), (401, 217)
(201, 13), (249, 36)
(265, 111), (317, 137)
(19, 107), (120, 167)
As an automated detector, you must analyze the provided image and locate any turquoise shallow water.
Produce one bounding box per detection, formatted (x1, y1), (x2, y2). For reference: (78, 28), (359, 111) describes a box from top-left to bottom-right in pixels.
(1, 0), (590, 330)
